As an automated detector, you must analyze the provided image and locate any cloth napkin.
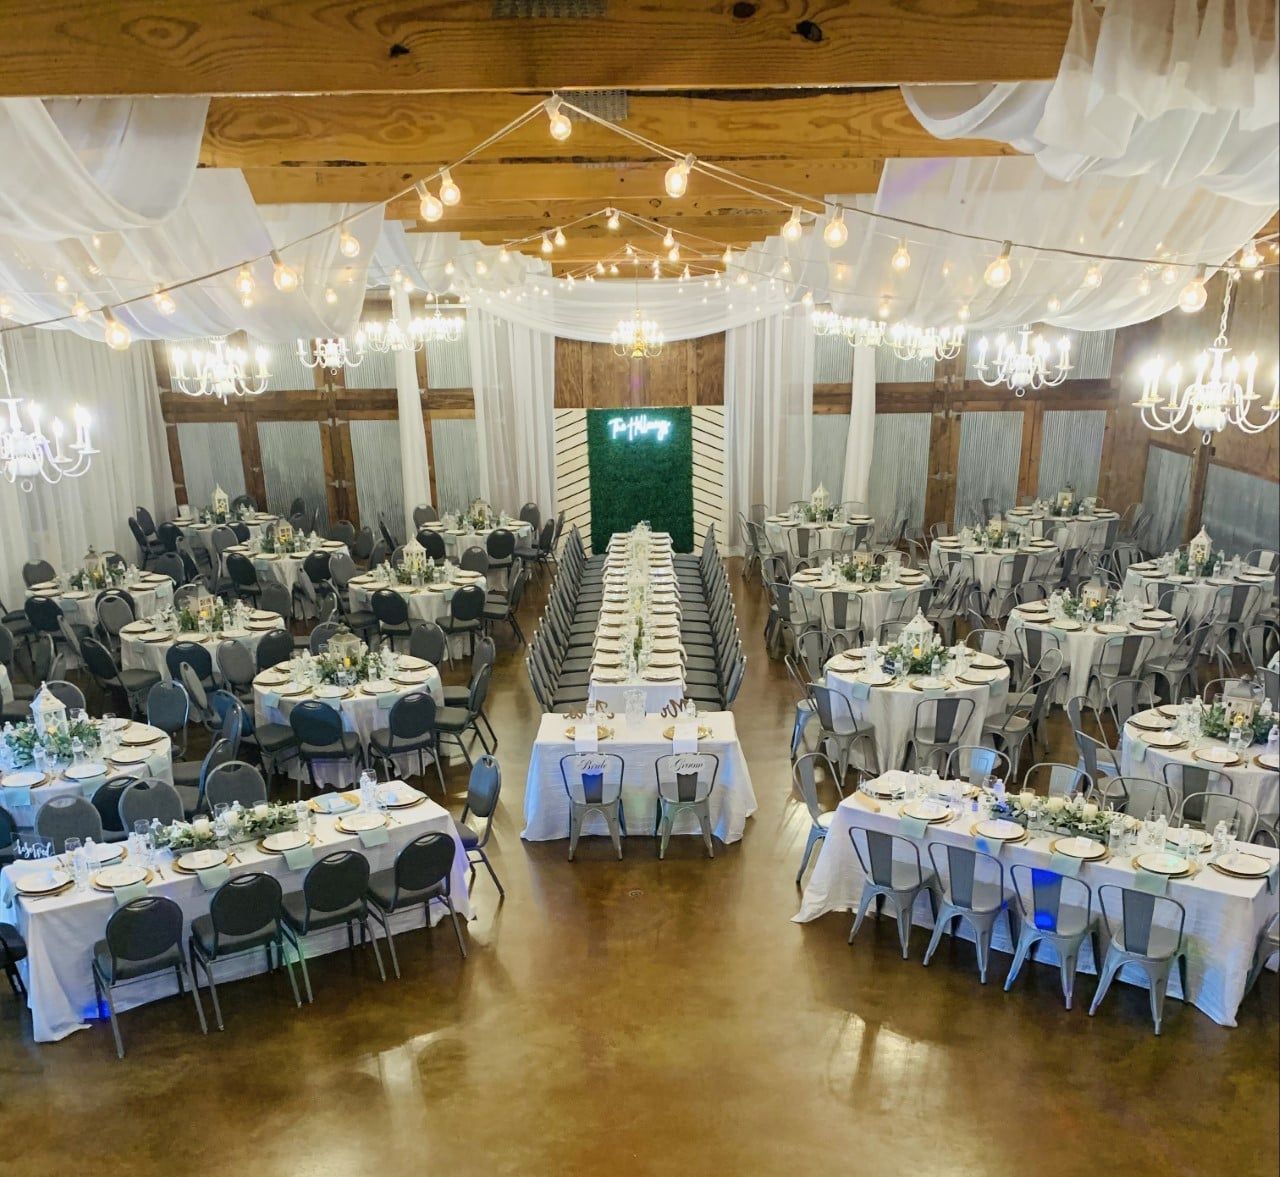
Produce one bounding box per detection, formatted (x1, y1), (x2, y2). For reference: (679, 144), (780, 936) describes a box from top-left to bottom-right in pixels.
(1133, 869), (1169, 896)
(672, 722), (699, 754)
(574, 725), (600, 753)
(974, 836), (1003, 857)
(113, 881), (150, 907)
(312, 793), (356, 815)
(197, 864), (231, 891)
(922, 687), (947, 699)
(848, 681), (871, 701)
(898, 814), (929, 840)
(283, 845), (316, 872)
(377, 692), (399, 711)
(851, 793), (880, 813)
(1130, 738), (1148, 764)
(358, 827), (390, 849)
(4, 784), (31, 808)
(261, 690), (282, 709)
(1267, 865), (1278, 895)
(1048, 852), (1084, 878)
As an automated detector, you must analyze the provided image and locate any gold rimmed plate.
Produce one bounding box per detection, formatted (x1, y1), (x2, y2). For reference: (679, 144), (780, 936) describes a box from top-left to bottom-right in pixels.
(172, 849), (232, 874)
(900, 799), (951, 824)
(562, 725), (613, 740)
(91, 864), (154, 892)
(258, 830), (315, 854)
(1208, 851), (1273, 880)
(14, 868), (73, 897)
(973, 819), (1028, 844)
(1133, 851), (1191, 878)
(662, 724), (712, 740)
(1050, 835), (1106, 860)
(1193, 748), (1242, 767)
(335, 812), (388, 834)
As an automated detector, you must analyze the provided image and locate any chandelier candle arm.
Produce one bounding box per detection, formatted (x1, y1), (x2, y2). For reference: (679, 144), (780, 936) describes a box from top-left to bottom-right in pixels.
(170, 339), (270, 403)
(0, 345), (97, 491)
(974, 325), (1071, 395)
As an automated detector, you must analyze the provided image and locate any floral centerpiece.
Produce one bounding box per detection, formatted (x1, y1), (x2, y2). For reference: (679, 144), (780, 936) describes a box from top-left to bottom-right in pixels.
(1197, 698), (1273, 746)
(2, 717), (102, 768)
(176, 596), (231, 633)
(1048, 486), (1081, 517)
(69, 564), (125, 591)
(984, 787), (1113, 841)
(157, 801), (298, 852)
(464, 498), (494, 530)
(882, 611), (950, 674)
(392, 538), (445, 585)
(1056, 588), (1112, 622)
(311, 635), (393, 685)
(261, 520), (300, 555)
(805, 483), (835, 524)
(839, 553), (883, 583)
(1176, 542), (1220, 578)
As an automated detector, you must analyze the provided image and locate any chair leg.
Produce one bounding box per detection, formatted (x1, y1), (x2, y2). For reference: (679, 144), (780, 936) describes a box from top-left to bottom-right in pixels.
(1004, 929), (1035, 992)
(696, 805), (714, 859)
(183, 961), (209, 1035)
(443, 898), (468, 959)
(101, 977), (125, 1059)
(894, 898), (915, 960)
(658, 812), (673, 860)
(1088, 949), (1122, 1017)
(849, 889), (876, 943)
(606, 810), (623, 860)
(375, 909), (401, 980)
(278, 936), (303, 1007)
(1149, 966), (1169, 1035)
(362, 918), (386, 982)
(291, 936), (315, 1004)
(922, 910), (952, 967)
(1059, 948), (1079, 1011)
(568, 808), (582, 861)
(974, 920), (992, 984)
(796, 828), (822, 886)
(474, 849), (505, 897)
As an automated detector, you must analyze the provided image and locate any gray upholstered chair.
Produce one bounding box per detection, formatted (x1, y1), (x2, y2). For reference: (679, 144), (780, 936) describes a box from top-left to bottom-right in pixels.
(453, 755), (504, 894)
(204, 761), (268, 810)
(35, 795), (103, 853)
(118, 778), (185, 829)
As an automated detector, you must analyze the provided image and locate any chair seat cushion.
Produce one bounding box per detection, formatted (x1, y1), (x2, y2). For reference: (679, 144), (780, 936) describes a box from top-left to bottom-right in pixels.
(301, 732), (363, 758)
(367, 866), (445, 911)
(93, 938), (182, 983)
(256, 723), (297, 753)
(369, 728), (435, 757)
(451, 817), (479, 849)
(442, 685), (469, 705)
(190, 912), (278, 959)
(281, 892), (364, 933)
(434, 705), (474, 731)
(119, 669), (161, 692)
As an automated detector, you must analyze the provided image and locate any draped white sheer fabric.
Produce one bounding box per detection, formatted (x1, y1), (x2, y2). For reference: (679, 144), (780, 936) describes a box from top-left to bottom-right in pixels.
(390, 286), (433, 538)
(841, 345), (876, 506)
(466, 307), (556, 516)
(0, 327), (174, 606)
(904, 0), (1279, 206)
(0, 97), (208, 240)
(722, 307), (814, 552)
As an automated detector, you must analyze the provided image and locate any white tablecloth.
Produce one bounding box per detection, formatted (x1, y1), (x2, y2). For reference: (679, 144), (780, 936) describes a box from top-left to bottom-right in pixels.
(788, 570), (932, 637)
(347, 569), (488, 657)
(1005, 508), (1118, 547)
(825, 658), (1009, 773)
(794, 771), (1279, 1027)
(178, 514), (277, 564)
(418, 520), (532, 562)
(120, 612), (287, 682)
(221, 541), (349, 598)
(1120, 719), (1280, 821)
(930, 540), (1057, 596)
(30, 574), (175, 631)
(764, 514), (874, 560)
(521, 711), (756, 843)
(0, 794), (471, 1043)
(1121, 566), (1272, 624)
(1, 722), (173, 828)
(253, 663), (444, 789)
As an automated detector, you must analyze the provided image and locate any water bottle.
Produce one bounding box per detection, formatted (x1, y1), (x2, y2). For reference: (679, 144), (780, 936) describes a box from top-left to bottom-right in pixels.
(1153, 813), (1168, 850)
(930, 653), (941, 678)
(1107, 812), (1125, 854)
(1211, 819), (1230, 858)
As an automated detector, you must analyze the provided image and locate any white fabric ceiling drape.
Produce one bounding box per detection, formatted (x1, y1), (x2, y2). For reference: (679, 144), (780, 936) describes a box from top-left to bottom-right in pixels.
(390, 285), (433, 539)
(841, 345), (876, 505)
(0, 97), (208, 240)
(0, 326), (174, 606)
(466, 307), (557, 517)
(722, 307), (814, 552)
(903, 0), (1279, 206)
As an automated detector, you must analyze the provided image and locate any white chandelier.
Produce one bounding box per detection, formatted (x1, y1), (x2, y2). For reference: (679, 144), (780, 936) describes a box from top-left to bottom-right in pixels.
(612, 308), (664, 358)
(296, 334), (366, 374)
(812, 311), (963, 362)
(974, 325), (1071, 395)
(361, 306), (464, 354)
(1136, 274), (1278, 445)
(171, 338), (270, 403)
(0, 343), (97, 491)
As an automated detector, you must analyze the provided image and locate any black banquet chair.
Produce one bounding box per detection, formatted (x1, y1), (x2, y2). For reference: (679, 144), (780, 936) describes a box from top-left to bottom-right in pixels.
(366, 831), (467, 977)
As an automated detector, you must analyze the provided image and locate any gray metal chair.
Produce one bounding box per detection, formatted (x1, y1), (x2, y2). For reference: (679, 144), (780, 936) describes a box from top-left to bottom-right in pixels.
(368, 691), (444, 794)
(282, 850), (385, 1001)
(792, 751), (839, 885)
(940, 744), (1011, 786)
(35, 795), (103, 852)
(561, 751), (626, 861)
(1174, 791), (1259, 841)
(172, 735), (237, 816)
(904, 696), (976, 773)
(922, 843), (1010, 983)
(1004, 864), (1099, 1009)
(654, 752), (719, 859)
(453, 755), (504, 895)
(1023, 761), (1093, 800)
(846, 826), (938, 959)
(1161, 762), (1232, 822)
(367, 831), (467, 977)
(118, 778), (184, 828)
(92, 896), (207, 1057)
(188, 872), (302, 1031)
(288, 701), (365, 795)
(1086, 633), (1154, 706)
(1089, 885), (1189, 1034)
(1095, 775), (1178, 820)
(808, 683), (879, 786)
(204, 761), (268, 810)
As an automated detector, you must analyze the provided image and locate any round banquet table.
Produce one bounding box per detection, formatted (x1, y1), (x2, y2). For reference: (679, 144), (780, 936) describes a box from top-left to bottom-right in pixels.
(787, 567), (932, 638)
(177, 513), (278, 564)
(1004, 507), (1118, 549)
(763, 514), (875, 560)
(221, 540), (349, 598)
(824, 651), (1010, 773)
(930, 539), (1057, 597)
(418, 519), (533, 563)
(1119, 708), (1280, 821)
(1121, 563), (1273, 625)
(119, 611), (287, 681)
(252, 659), (444, 788)
(1004, 603), (1176, 703)
(27, 573), (175, 630)
(347, 568), (487, 656)
(0, 719), (174, 828)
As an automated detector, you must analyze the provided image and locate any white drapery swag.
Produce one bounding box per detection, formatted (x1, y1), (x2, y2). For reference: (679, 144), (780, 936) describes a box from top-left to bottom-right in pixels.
(390, 285), (433, 541)
(841, 345), (876, 506)
(0, 327), (174, 606)
(903, 0), (1279, 206)
(0, 97), (208, 240)
(466, 307), (557, 518)
(722, 307), (815, 553)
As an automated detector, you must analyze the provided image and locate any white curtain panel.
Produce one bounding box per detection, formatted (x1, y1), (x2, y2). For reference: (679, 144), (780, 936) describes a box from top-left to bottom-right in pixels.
(904, 0), (1279, 206)
(722, 307), (814, 550)
(840, 344), (876, 503)
(0, 97), (208, 240)
(391, 286), (433, 537)
(0, 326), (174, 604)
(466, 307), (556, 517)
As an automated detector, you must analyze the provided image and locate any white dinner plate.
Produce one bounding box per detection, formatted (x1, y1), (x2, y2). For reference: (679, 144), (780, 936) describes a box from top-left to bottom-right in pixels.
(2, 770), (46, 790)
(63, 762), (108, 781)
(974, 819), (1025, 842)
(337, 812), (386, 833)
(15, 868), (71, 895)
(1051, 835), (1106, 860)
(901, 799), (950, 823)
(1212, 851), (1272, 878)
(1195, 745), (1238, 765)
(94, 863), (148, 889)
(1134, 851), (1189, 876)
(1142, 731), (1185, 748)
(262, 830), (309, 853)
(178, 849), (228, 872)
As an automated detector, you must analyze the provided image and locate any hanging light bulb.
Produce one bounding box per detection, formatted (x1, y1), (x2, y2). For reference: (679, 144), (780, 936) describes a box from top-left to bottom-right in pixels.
(779, 259), (792, 278)
(651, 259), (660, 278)
(54, 274), (69, 294)
(438, 168), (461, 206)
(324, 286), (338, 305)
(662, 229), (675, 249)
(338, 229), (361, 259)
(1046, 295), (1061, 313)
(70, 296), (90, 322)
(0, 296), (12, 319)
(1238, 240), (1263, 270)
(958, 303), (971, 322)
(801, 290), (814, 307)
(240, 291), (255, 309)
(782, 206), (804, 243)
(102, 309), (131, 351)
(235, 266), (255, 297)
(877, 295), (892, 319)
(664, 154), (695, 198)
(270, 250), (299, 293)
(553, 228), (566, 248)
(540, 233), (553, 255)
(722, 247), (733, 266)
(1082, 264), (1103, 289)
(891, 240), (912, 273)
(1138, 273), (1152, 296)
(609, 263), (619, 276)
(151, 287), (176, 316)
(1161, 264), (1178, 285)
(668, 244), (680, 262)
(544, 96), (573, 141)
(624, 242), (635, 258)
(498, 247), (511, 264)
(606, 208), (620, 231)
(823, 208), (848, 249)
(595, 261), (605, 275)
(984, 241), (1013, 288)
(474, 259), (488, 276)
(681, 265), (691, 281)
(1178, 265), (1208, 313)
(417, 183), (443, 223)
(401, 273), (414, 293)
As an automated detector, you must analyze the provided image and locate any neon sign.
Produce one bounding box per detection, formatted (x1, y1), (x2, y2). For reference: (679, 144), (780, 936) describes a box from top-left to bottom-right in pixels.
(608, 413), (672, 443)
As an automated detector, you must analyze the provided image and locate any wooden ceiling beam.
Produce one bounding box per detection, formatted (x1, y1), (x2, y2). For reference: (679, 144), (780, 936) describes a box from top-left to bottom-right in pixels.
(0, 2), (1072, 97)
(429, 218), (788, 246)
(203, 90), (1013, 168)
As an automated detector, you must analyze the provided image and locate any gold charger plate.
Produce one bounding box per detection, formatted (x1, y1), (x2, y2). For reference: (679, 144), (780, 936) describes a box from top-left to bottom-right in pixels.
(120, 734), (165, 747)
(1208, 853), (1273, 880)
(1049, 836), (1106, 860)
(1131, 852), (1192, 878)
(91, 866), (156, 892)
(278, 686), (312, 698)
(662, 724), (712, 740)
(562, 725), (614, 740)
(971, 820), (1028, 844)
(1193, 749), (1242, 767)
(1129, 717), (1173, 732)
(1254, 754), (1280, 771)
(257, 832), (317, 854)
(171, 850), (233, 874)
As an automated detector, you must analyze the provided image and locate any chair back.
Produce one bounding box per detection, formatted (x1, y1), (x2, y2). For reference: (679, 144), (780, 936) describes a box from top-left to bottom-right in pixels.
(560, 751), (624, 806)
(152, 552), (185, 583)
(44, 678), (86, 710)
(309, 621), (342, 655)
(226, 553), (260, 589)
(655, 752), (718, 804)
(408, 621), (447, 665)
(1015, 625), (1060, 668)
(105, 896), (184, 966)
(80, 635), (123, 687)
(1160, 761), (1231, 805)
(808, 682), (860, 735)
(450, 584), (487, 623)
(216, 639), (257, 690)
(119, 778), (185, 827)
(254, 629), (295, 670)
(96, 593), (136, 638)
(24, 595), (63, 635)
(301, 850), (370, 920)
(1098, 633), (1152, 679)
(91, 776), (136, 835)
(459, 546), (490, 575)
(166, 640), (213, 685)
(391, 832), (455, 899)
(943, 744), (1009, 785)
(915, 695), (975, 743)
(1175, 791), (1258, 840)
(486, 528), (516, 561)
(35, 794), (103, 851)
(1009, 863), (1092, 934)
(849, 826), (921, 888)
(208, 872), (283, 949)
(388, 692), (437, 741)
(412, 504), (439, 527)
(1098, 885), (1185, 957)
(792, 752), (838, 824)
(302, 551), (332, 584)
(1024, 761), (1092, 799)
(419, 531), (447, 560)
(819, 591), (863, 636)
(205, 761), (268, 809)
(464, 755), (502, 823)
(289, 700), (344, 748)
(927, 843), (1004, 913)
(328, 520), (357, 547)
(1096, 775), (1177, 819)
(23, 558), (57, 587)
(518, 502), (541, 531)
(371, 589), (410, 627)
(178, 660), (211, 722)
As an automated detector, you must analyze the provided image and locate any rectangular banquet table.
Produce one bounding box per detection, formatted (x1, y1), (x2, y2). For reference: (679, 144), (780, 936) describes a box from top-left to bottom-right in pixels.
(794, 771), (1279, 1028)
(522, 711), (757, 844)
(0, 791), (471, 1043)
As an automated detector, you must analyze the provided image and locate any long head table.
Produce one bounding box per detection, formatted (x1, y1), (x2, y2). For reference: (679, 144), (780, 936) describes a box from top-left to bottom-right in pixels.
(0, 789), (471, 1043)
(795, 770), (1279, 1027)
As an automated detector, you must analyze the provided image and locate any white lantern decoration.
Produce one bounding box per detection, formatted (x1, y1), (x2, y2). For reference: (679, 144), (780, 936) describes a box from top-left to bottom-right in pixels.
(1188, 527), (1212, 566)
(30, 682), (67, 739)
(212, 484), (230, 518)
(902, 609), (936, 653)
(82, 545), (105, 580)
(810, 483), (830, 513)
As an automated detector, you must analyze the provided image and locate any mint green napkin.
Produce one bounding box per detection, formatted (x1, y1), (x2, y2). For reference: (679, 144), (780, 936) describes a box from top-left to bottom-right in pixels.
(1268, 866), (1278, 895)
(283, 845), (316, 871)
(197, 864), (231, 891)
(6, 784), (31, 808)
(262, 689), (282, 708)
(113, 881), (150, 907)
(357, 827), (390, 849)
(898, 814), (929, 839)
(1048, 852), (1083, 878)
(1130, 737), (1148, 763)
(923, 687), (946, 699)
(1133, 868), (1169, 896)
(849, 681), (871, 701)
(318, 696), (343, 712)
(377, 693), (399, 711)
(313, 793), (356, 815)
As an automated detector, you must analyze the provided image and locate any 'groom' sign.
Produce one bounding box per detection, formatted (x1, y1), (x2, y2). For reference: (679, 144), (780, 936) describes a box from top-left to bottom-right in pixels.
(607, 413), (673, 443)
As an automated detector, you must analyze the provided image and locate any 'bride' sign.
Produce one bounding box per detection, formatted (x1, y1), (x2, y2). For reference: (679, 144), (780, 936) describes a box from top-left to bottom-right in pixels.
(608, 414), (672, 443)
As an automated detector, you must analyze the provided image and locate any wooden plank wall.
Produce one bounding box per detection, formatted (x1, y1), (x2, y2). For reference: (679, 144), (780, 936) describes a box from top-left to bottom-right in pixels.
(553, 335), (725, 409)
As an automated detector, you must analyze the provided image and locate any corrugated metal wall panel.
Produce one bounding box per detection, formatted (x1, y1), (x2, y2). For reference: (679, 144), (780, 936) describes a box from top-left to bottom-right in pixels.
(177, 422), (246, 508)
(1141, 446), (1192, 553)
(350, 419), (404, 535)
(258, 420), (330, 532)
(955, 411), (1023, 525)
(432, 417), (481, 512)
(1037, 410), (1107, 499)
(1202, 463), (1280, 558)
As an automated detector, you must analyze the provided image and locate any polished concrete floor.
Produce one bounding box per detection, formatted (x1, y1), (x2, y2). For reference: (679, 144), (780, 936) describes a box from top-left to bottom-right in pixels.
(2, 564), (1276, 1177)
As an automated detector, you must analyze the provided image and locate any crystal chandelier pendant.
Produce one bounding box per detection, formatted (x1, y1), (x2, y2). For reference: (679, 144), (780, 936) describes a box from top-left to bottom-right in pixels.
(0, 342), (98, 491)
